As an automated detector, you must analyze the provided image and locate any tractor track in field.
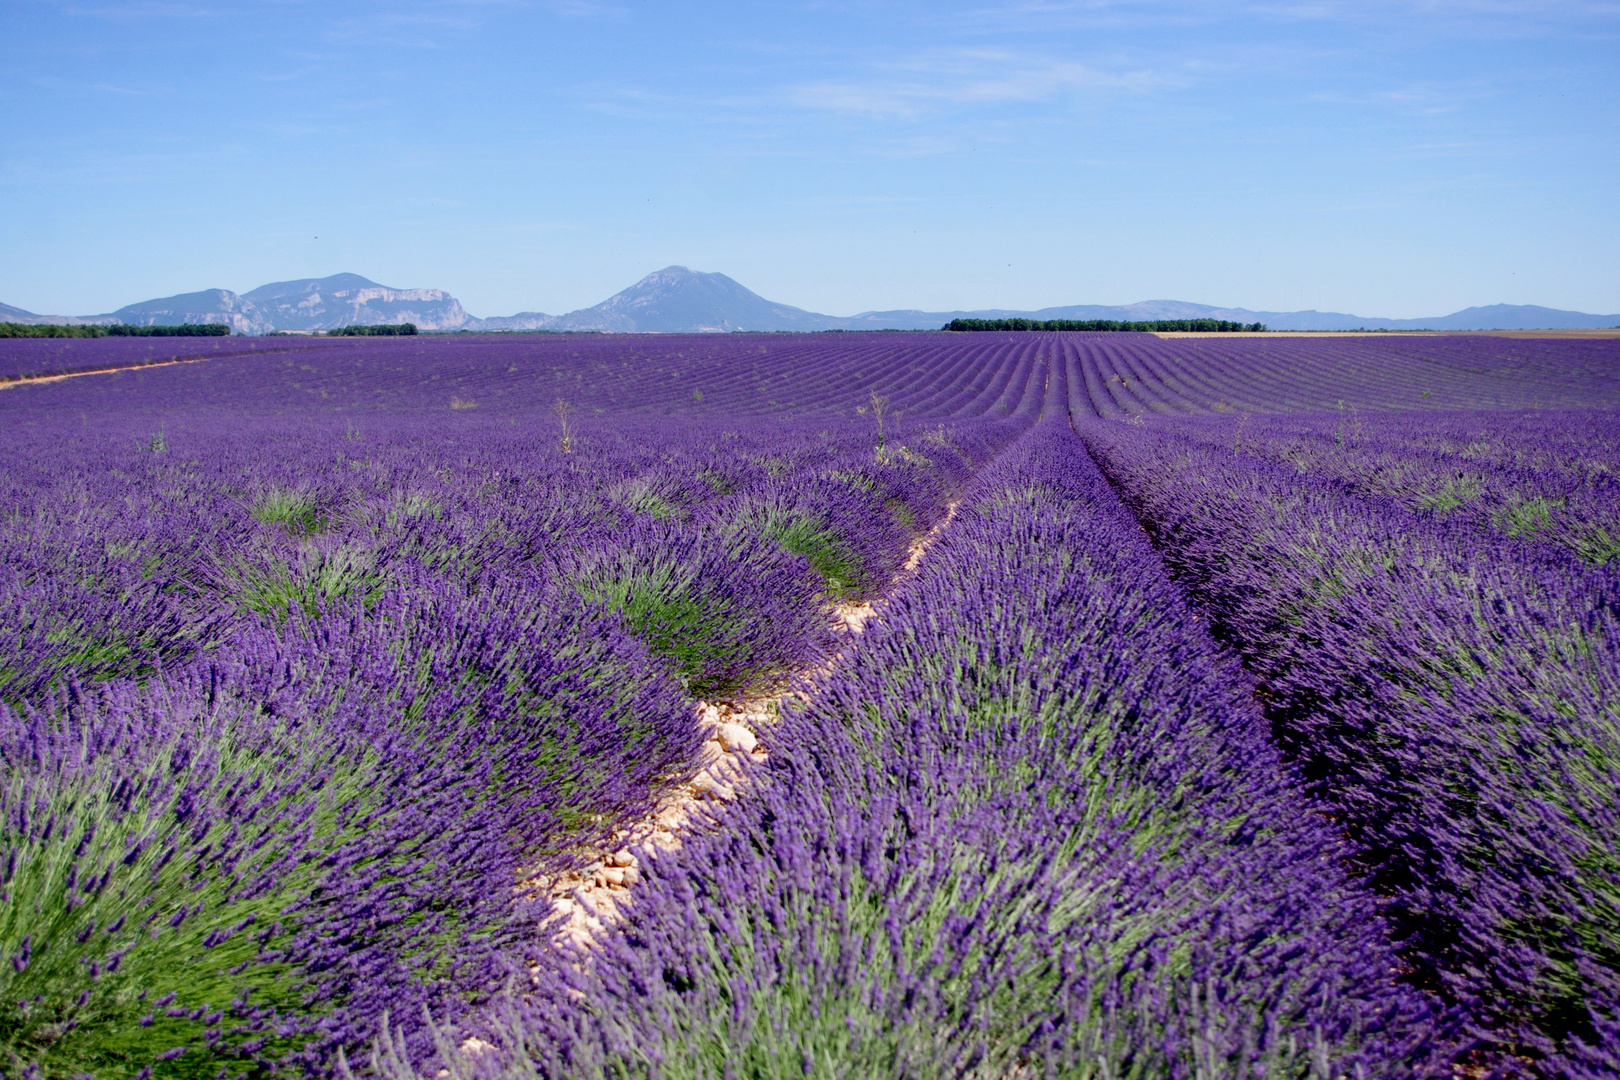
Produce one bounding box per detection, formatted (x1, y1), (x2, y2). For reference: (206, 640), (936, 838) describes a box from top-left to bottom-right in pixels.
(523, 500), (961, 958)
(0, 341), (355, 390)
(0, 355), (222, 389)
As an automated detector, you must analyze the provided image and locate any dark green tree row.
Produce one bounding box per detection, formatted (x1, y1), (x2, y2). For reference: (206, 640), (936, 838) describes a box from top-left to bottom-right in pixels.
(942, 318), (1266, 333)
(0, 323), (232, 338)
(326, 323), (418, 336)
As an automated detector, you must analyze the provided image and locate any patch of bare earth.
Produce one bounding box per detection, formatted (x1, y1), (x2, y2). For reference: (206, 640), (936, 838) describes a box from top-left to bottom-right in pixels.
(0, 340), (352, 391)
(0, 355), (219, 389)
(522, 501), (960, 956)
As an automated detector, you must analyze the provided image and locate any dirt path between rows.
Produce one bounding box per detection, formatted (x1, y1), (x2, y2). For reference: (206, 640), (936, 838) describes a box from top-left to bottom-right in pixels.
(523, 501), (962, 956)
(0, 354), (223, 389)
(0, 339), (364, 391)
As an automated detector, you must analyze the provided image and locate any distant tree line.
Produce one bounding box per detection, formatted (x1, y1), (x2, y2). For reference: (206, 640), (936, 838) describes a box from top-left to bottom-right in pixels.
(327, 323), (418, 336)
(942, 318), (1266, 333)
(0, 323), (232, 338)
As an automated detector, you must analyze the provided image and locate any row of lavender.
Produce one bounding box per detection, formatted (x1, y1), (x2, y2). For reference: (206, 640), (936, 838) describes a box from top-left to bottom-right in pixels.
(396, 414), (1450, 1078)
(0, 399), (1011, 1077)
(1059, 334), (1620, 418)
(1137, 408), (1620, 566)
(1079, 411), (1620, 1076)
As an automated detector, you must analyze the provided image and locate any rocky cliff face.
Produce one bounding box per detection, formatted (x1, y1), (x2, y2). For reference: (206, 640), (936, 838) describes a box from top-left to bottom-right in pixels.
(465, 312), (556, 331)
(111, 289), (270, 334)
(242, 274), (473, 332)
(4, 274), (477, 333)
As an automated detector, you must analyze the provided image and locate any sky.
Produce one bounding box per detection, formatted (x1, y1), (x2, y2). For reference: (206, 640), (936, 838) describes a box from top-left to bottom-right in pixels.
(3, 1), (1618, 320)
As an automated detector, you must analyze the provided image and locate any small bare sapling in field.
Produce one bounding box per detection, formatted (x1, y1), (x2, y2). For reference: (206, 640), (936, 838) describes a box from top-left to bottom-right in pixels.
(1334, 399), (1363, 446)
(863, 389), (894, 462)
(554, 397), (575, 454)
(1233, 412), (1251, 456)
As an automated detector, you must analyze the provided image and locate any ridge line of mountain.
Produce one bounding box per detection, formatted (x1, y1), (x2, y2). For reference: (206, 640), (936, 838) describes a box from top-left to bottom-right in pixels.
(4, 267), (1618, 334)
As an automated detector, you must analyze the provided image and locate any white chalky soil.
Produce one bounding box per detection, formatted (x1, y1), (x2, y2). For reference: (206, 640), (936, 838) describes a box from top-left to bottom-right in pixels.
(521, 501), (960, 957)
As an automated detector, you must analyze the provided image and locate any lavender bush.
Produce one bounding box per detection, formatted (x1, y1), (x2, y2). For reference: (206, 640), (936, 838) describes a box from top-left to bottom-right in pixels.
(1079, 418), (1620, 1075)
(1128, 408), (1620, 565)
(1, 553), (722, 1068)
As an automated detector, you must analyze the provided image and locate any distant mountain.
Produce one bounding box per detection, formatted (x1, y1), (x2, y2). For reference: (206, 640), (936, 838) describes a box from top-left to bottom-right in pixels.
(108, 288), (269, 334)
(241, 274), (471, 332)
(4, 269), (1617, 333)
(2, 274), (474, 333)
(838, 300), (1257, 331)
(1337, 304), (1620, 332)
(844, 300), (1620, 332)
(519, 266), (846, 333)
(0, 300), (109, 326)
(480, 273), (1620, 332)
(467, 312), (556, 332)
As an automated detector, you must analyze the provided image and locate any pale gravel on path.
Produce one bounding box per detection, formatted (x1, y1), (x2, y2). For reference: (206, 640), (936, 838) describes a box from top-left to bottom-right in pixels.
(0, 355), (220, 389)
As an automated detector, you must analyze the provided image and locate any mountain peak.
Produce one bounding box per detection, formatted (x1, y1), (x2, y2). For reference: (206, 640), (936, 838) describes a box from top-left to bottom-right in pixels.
(243, 273), (387, 302)
(545, 266), (834, 332)
(88, 273), (469, 333)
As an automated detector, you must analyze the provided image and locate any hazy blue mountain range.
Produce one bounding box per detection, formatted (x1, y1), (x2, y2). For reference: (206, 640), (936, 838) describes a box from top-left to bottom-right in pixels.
(4, 267), (1616, 333)
(844, 298), (1620, 332)
(0, 301), (43, 321)
(1, 274), (472, 334)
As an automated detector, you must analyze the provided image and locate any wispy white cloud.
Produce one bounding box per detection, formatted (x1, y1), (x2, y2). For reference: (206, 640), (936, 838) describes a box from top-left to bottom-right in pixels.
(575, 83), (761, 123)
(58, 2), (216, 21)
(322, 9), (484, 45)
(787, 49), (1177, 120)
(1306, 78), (1491, 116)
(965, 0), (1620, 19)
(1246, 0), (1620, 19)
(942, 0), (1620, 39)
(545, 0), (629, 18)
(26, 74), (166, 96)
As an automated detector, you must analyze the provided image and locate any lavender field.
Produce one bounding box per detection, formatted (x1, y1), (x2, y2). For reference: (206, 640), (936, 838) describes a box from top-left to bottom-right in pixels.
(2, 331), (1618, 1080)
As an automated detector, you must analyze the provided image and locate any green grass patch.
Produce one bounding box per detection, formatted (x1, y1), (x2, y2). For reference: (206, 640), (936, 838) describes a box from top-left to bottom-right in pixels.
(218, 546), (383, 622)
(611, 479), (682, 522)
(572, 551), (750, 697)
(0, 712), (390, 1078)
(774, 517), (863, 600)
(1570, 526), (1620, 566)
(1494, 494), (1564, 539)
(725, 502), (868, 600)
(1414, 476), (1482, 514)
(249, 489), (327, 537)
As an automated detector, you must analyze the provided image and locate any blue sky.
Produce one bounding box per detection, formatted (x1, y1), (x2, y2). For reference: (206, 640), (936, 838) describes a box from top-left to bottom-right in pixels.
(3, 1), (1617, 318)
